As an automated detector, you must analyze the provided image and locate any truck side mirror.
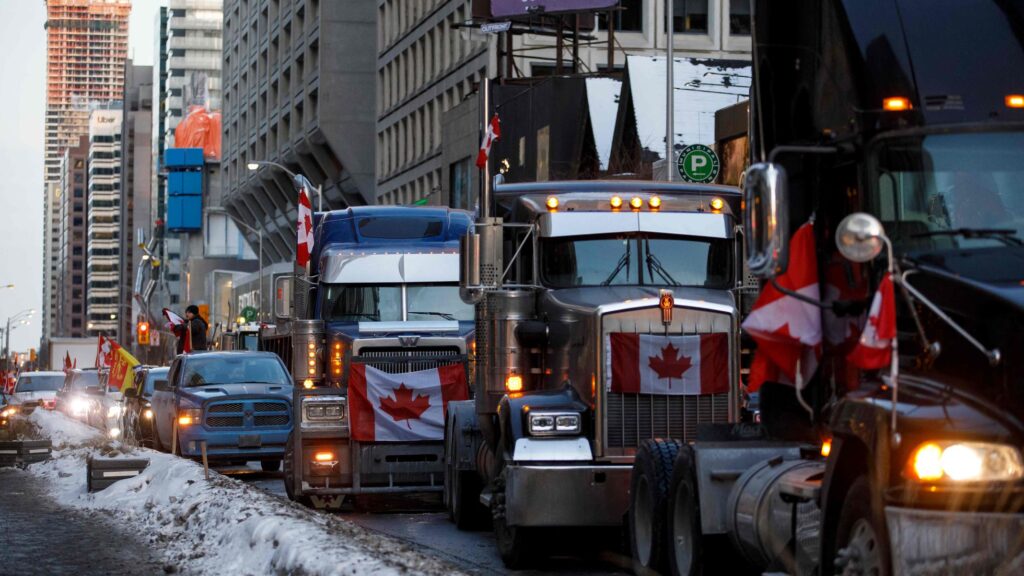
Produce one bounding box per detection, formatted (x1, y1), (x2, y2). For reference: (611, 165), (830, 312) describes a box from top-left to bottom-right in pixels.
(274, 275), (293, 320)
(743, 162), (790, 278)
(459, 233), (484, 304)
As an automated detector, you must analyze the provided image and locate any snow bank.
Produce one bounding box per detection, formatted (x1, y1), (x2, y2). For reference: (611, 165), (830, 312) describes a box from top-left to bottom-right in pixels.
(25, 410), (460, 576)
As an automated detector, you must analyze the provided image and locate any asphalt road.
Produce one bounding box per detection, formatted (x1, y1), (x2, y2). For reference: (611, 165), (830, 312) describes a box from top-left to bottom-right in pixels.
(228, 462), (631, 575)
(0, 467), (172, 576)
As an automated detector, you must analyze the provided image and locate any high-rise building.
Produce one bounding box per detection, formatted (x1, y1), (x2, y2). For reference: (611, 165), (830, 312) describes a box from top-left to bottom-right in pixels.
(119, 62), (153, 346)
(42, 0), (131, 345)
(86, 108), (124, 336)
(222, 0), (377, 265)
(56, 135), (90, 338)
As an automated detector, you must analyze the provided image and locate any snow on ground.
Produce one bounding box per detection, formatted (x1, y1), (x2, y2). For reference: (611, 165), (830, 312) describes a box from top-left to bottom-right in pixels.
(23, 410), (461, 576)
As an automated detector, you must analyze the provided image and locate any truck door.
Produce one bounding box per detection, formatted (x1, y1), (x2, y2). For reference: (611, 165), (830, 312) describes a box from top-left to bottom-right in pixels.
(151, 361), (178, 447)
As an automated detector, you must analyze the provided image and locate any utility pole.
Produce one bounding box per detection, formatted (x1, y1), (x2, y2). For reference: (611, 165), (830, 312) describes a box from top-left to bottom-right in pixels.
(666, 0), (675, 181)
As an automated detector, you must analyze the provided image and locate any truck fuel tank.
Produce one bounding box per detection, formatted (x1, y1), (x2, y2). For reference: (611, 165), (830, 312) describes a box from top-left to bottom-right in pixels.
(726, 457), (825, 573)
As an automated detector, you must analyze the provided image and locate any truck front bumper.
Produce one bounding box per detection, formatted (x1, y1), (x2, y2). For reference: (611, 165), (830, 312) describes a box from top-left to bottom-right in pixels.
(886, 506), (1024, 575)
(178, 428), (289, 461)
(504, 463), (632, 527)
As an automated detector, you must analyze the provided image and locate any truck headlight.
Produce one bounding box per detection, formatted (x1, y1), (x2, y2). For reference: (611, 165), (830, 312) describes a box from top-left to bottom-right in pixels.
(302, 396), (346, 429)
(0, 407), (16, 418)
(178, 408), (202, 427)
(908, 441), (1024, 483)
(143, 408), (154, 420)
(528, 412), (581, 436)
(107, 405), (123, 418)
(70, 398), (90, 416)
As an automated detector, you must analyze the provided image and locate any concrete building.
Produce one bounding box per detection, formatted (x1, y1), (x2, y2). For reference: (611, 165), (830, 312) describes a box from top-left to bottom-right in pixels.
(378, 0), (752, 206)
(86, 108), (123, 336)
(42, 0), (132, 348)
(119, 62), (154, 346)
(56, 135), (90, 338)
(221, 0), (377, 268)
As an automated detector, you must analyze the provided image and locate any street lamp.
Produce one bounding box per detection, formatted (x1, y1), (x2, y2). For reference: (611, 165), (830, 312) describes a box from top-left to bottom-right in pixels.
(247, 160), (337, 212)
(3, 309), (35, 372)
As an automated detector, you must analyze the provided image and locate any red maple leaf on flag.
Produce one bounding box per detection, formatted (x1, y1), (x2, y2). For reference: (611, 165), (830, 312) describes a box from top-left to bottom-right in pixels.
(379, 384), (431, 429)
(648, 343), (693, 389)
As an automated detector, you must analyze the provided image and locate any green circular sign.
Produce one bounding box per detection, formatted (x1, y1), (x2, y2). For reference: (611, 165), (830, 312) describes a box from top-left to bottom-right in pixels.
(677, 144), (720, 184)
(241, 306), (258, 323)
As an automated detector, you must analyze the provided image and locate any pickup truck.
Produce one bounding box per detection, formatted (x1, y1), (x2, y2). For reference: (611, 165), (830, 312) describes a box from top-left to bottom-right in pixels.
(150, 351), (293, 469)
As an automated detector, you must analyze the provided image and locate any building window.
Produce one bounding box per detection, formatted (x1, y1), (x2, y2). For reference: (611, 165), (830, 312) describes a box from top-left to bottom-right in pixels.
(449, 157), (472, 210)
(598, 0), (643, 32)
(669, 0), (709, 34)
(730, 0), (751, 35)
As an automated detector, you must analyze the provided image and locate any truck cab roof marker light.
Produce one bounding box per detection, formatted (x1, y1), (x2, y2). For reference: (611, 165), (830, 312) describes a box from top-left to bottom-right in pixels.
(648, 196), (662, 210)
(883, 96), (912, 111)
(630, 196), (643, 210)
(710, 197), (724, 212)
(546, 196), (559, 211)
(610, 195), (623, 210)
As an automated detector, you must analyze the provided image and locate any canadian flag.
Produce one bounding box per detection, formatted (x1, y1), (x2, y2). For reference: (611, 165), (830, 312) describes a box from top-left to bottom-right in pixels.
(96, 335), (114, 369)
(741, 222), (822, 391)
(296, 176), (315, 267)
(607, 333), (729, 395)
(349, 364), (469, 442)
(847, 273), (896, 370)
(476, 114), (501, 169)
(163, 307), (191, 353)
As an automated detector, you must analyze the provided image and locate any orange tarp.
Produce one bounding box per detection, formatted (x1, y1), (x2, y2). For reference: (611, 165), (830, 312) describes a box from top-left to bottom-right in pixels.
(174, 105), (222, 161)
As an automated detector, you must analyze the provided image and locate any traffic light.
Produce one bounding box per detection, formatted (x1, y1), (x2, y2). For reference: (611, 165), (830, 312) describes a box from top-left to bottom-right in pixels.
(138, 321), (151, 345)
(29, 348), (37, 363)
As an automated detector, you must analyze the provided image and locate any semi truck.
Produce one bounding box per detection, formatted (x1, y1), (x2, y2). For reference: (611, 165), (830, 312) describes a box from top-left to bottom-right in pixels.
(47, 338), (96, 371)
(263, 206), (475, 509)
(626, 1), (1024, 575)
(449, 178), (749, 566)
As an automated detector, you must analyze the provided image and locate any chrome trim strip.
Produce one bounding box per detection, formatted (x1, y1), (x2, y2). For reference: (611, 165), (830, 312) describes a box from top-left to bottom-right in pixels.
(513, 438), (594, 461)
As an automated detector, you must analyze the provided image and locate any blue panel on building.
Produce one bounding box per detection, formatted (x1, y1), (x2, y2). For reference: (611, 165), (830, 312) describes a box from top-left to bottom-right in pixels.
(167, 195), (203, 231)
(167, 171), (203, 196)
(164, 148), (205, 169)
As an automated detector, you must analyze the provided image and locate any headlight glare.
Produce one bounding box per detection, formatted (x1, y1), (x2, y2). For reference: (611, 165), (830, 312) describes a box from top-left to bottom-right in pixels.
(909, 441), (1024, 483)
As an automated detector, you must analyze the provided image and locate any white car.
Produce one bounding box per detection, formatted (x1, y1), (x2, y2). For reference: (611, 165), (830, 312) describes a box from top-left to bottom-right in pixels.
(9, 371), (65, 413)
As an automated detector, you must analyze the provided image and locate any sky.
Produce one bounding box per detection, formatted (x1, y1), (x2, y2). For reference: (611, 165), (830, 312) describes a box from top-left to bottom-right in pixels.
(0, 0), (161, 353)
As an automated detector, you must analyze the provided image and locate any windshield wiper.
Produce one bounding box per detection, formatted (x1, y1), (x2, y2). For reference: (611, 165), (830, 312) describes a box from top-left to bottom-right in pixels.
(645, 241), (681, 286)
(912, 228), (1022, 246)
(602, 247), (631, 286)
(408, 311), (457, 321)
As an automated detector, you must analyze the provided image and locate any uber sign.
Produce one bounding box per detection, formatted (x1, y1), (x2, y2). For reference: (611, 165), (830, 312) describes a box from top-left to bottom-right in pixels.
(677, 144), (720, 184)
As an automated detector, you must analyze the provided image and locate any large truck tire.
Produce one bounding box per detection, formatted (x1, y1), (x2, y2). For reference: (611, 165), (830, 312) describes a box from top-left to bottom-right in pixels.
(629, 438), (681, 575)
(492, 473), (536, 569)
(282, 432), (311, 507)
(834, 476), (891, 576)
(445, 412), (488, 530)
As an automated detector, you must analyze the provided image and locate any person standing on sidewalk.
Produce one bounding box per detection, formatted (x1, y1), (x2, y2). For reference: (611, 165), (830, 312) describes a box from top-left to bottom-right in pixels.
(184, 305), (209, 352)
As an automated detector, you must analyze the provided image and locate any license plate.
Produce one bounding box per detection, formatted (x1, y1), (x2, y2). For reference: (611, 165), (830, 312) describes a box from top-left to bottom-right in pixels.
(238, 434), (262, 448)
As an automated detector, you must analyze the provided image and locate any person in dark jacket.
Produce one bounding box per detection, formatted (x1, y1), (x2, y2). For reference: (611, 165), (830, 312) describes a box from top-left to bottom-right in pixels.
(185, 305), (209, 351)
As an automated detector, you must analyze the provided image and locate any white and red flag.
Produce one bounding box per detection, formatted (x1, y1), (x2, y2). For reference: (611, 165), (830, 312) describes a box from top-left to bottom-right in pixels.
(96, 335), (114, 369)
(741, 222), (822, 391)
(349, 363), (469, 442)
(607, 333), (729, 395)
(296, 176), (315, 267)
(476, 114), (501, 169)
(163, 307), (192, 353)
(847, 273), (896, 370)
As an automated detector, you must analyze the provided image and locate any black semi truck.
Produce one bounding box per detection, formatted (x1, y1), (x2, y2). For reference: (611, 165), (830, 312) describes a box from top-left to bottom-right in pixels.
(625, 1), (1024, 575)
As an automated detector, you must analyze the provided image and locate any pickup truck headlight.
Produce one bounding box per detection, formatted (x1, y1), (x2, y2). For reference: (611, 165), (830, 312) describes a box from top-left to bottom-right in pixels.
(107, 405), (123, 418)
(908, 441), (1024, 483)
(302, 396), (346, 429)
(528, 411), (581, 436)
(178, 408), (202, 427)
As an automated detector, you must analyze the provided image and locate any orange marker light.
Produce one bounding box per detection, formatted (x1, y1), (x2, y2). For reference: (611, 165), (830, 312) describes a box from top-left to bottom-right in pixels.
(610, 195), (623, 209)
(1006, 95), (1024, 109)
(710, 197), (724, 211)
(303, 378), (314, 389)
(883, 97), (912, 111)
(630, 196), (643, 210)
(314, 451), (336, 462)
(505, 374), (523, 393)
(546, 196), (559, 210)
(912, 442), (945, 481)
(648, 196), (662, 210)
(821, 438), (832, 458)
(178, 415), (193, 426)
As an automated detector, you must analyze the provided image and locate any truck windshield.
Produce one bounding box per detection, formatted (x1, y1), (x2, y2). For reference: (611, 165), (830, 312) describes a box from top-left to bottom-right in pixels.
(15, 375), (64, 392)
(181, 356), (291, 387)
(540, 234), (732, 288)
(321, 283), (473, 322)
(870, 131), (1024, 252)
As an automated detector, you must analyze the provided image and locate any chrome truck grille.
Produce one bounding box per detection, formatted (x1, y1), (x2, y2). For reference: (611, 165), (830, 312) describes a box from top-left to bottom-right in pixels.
(601, 304), (736, 452)
(358, 346), (463, 374)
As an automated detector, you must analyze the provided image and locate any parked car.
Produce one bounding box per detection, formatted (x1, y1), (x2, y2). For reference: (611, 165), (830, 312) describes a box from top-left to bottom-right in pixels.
(8, 371), (65, 413)
(56, 368), (101, 422)
(151, 351), (292, 468)
(120, 365), (168, 447)
(91, 369), (124, 436)
(0, 391), (14, 433)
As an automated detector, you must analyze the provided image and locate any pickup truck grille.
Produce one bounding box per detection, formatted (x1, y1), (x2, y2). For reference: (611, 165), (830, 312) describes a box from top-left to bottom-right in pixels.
(606, 392), (730, 448)
(204, 399), (290, 429)
(357, 346), (464, 375)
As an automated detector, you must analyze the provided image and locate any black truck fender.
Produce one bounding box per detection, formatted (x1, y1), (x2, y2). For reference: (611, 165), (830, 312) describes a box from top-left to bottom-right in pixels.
(495, 384), (591, 460)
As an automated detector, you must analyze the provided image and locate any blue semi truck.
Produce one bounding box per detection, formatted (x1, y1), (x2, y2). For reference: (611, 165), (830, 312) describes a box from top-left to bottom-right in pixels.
(262, 206), (475, 509)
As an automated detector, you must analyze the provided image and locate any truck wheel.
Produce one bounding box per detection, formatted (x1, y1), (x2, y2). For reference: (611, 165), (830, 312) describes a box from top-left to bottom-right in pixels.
(282, 432), (311, 507)
(446, 416), (488, 530)
(629, 438), (681, 575)
(834, 477), (890, 576)
(495, 510), (534, 569)
(668, 445), (711, 576)
(261, 459), (281, 472)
